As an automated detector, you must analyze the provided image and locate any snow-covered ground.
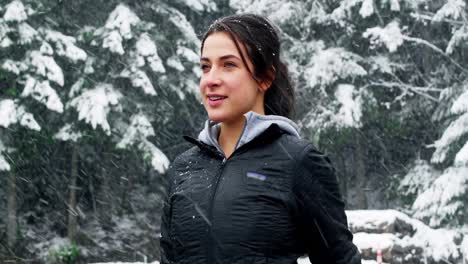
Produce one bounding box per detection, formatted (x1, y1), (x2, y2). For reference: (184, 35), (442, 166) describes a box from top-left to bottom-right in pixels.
(88, 209), (466, 264)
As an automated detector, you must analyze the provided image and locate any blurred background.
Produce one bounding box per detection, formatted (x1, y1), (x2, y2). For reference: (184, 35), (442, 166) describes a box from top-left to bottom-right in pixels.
(0, 0), (467, 263)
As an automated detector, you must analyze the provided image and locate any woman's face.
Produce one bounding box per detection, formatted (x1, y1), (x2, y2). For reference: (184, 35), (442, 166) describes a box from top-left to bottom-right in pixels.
(200, 32), (265, 124)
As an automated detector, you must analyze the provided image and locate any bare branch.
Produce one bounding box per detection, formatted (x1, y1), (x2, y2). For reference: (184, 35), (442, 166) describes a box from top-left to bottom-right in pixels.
(367, 81), (440, 102)
(410, 12), (465, 26)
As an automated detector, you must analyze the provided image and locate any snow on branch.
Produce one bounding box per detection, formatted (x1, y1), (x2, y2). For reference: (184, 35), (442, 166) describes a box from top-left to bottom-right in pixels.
(367, 55), (407, 74)
(359, 0), (374, 18)
(104, 4), (140, 40)
(454, 141), (468, 165)
(179, 0), (217, 12)
(410, 11), (465, 26)
(21, 76), (64, 113)
(117, 113), (170, 173)
(18, 22), (38, 44)
(117, 113), (155, 149)
(363, 21), (404, 52)
(135, 33), (165, 73)
(451, 88), (468, 114)
(0, 99), (41, 130)
(432, 0), (466, 22)
(399, 159), (440, 198)
(327, 0), (364, 25)
(446, 25), (468, 55)
(0, 139), (11, 171)
(139, 138), (170, 173)
(334, 84), (363, 128)
(135, 33), (157, 57)
(69, 84), (122, 135)
(3, 0), (28, 22)
(431, 112), (468, 163)
(2, 59), (27, 75)
(102, 30), (124, 55)
(327, 0), (407, 25)
(0, 21), (14, 47)
(40, 41), (53, 55)
(68, 77), (84, 99)
(2, 50), (64, 86)
(165, 7), (200, 49)
(230, 0), (300, 25)
(177, 45), (199, 64)
(42, 29), (87, 62)
(54, 124), (83, 142)
(363, 20), (468, 72)
(120, 68), (157, 95)
(29, 51), (64, 86)
(367, 81), (440, 102)
(167, 55), (185, 72)
(304, 47), (367, 88)
(402, 34), (468, 73)
(412, 166), (468, 227)
(98, 4), (140, 55)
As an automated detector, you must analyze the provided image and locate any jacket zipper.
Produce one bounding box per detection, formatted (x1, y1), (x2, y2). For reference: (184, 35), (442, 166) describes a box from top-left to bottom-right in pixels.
(206, 120), (247, 263)
(206, 156), (227, 263)
(207, 118), (246, 221)
(208, 157), (227, 220)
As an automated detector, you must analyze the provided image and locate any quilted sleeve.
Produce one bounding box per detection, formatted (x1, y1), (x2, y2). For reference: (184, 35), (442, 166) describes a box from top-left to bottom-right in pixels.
(292, 144), (361, 264)
(159, 165), (175, 264)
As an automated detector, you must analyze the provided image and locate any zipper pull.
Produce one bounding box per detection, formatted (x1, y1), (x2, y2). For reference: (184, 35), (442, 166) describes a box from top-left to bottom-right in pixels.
(222, 157), (226, 164)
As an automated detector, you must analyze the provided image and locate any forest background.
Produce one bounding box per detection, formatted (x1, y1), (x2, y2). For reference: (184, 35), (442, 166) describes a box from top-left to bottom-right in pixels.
(0, 0), (467, 263)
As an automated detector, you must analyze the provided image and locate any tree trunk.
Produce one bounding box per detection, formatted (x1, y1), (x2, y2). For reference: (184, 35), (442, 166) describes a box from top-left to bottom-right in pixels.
(354, 132), (368, 209)
(68, 145), (79, 243)
(120, 172), (133, 215)
(337, 153), (349, 207)
(7, 170), (17, 249)
(100, 165), (113, 227)
(119, 153), (134, 216)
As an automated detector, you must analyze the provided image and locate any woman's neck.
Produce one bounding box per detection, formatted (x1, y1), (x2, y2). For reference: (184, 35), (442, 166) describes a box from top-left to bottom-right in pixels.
(218, 116), (246, 159)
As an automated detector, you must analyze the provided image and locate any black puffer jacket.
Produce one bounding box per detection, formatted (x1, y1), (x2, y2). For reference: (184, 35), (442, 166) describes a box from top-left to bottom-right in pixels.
(159, 116), (361, 264)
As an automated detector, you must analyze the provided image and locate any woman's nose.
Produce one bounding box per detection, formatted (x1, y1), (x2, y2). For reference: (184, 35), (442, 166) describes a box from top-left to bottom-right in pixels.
(205, 69), (222, 87)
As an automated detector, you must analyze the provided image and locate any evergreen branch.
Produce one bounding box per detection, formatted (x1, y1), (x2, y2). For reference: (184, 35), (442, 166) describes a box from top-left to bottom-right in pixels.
(402, 35), (468, 74)
(410, 12), (465, 26)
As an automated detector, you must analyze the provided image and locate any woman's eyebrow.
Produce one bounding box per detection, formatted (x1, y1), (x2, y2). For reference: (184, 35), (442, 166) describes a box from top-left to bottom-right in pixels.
(200, 54), (241, 62)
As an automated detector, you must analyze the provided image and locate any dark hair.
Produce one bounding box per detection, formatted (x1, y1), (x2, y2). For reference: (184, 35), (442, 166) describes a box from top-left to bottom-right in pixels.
(200, 14), (295, 118)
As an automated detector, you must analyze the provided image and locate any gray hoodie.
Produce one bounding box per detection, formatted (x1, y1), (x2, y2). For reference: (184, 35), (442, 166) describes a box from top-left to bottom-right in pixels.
(198, 111), (301, 156)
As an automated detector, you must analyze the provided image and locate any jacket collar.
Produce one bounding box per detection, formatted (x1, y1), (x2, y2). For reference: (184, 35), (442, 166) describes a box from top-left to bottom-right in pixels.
(183, 123), (285, 156)
(184, 111), (301, 156)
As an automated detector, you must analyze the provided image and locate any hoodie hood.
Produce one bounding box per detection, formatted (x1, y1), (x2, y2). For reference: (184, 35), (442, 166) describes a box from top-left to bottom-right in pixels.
(198, 111), (300, 155)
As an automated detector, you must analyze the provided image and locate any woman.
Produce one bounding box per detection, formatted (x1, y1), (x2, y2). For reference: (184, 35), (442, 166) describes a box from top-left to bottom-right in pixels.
(159, 14), (361, 264)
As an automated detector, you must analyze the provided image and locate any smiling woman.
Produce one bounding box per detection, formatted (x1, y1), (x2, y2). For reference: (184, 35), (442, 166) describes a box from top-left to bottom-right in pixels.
(159, 14), (362, 264)
(200, 32), (264, 123)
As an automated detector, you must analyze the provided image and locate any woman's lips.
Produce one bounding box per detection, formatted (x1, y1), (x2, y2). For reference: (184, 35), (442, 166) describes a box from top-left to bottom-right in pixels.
(207, 94), (227, 107)
(208, 96), (226, 107)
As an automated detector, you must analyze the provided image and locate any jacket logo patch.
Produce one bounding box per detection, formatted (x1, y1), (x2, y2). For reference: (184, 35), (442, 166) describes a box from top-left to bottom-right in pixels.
(246, 171), (267, 181)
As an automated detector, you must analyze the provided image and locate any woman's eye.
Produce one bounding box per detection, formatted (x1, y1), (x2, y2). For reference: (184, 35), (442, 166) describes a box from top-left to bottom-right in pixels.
(200, 64), (210, 71)
(224, 62), (236, 68)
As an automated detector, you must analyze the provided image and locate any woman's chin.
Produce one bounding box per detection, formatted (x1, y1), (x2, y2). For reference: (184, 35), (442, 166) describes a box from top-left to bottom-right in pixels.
(207, 112), (227, 123)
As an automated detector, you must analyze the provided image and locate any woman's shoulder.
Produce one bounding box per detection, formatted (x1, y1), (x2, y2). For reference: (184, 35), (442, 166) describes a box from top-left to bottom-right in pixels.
(275, 133), (333, 174)
(275, 133), (316, 157)
(166, 146), (200, 186)
(171, 146), (200, 166)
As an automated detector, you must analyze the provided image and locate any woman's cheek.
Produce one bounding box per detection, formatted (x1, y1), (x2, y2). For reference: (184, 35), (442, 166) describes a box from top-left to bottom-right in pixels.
(199, 79), (207, 97)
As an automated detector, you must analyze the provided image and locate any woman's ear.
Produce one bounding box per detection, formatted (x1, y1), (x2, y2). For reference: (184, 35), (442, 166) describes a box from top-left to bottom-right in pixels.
(258, 66), (276, 92)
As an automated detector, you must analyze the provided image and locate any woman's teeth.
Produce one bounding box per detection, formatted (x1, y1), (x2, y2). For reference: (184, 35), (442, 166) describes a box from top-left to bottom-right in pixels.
(209, 96), (226, 101)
